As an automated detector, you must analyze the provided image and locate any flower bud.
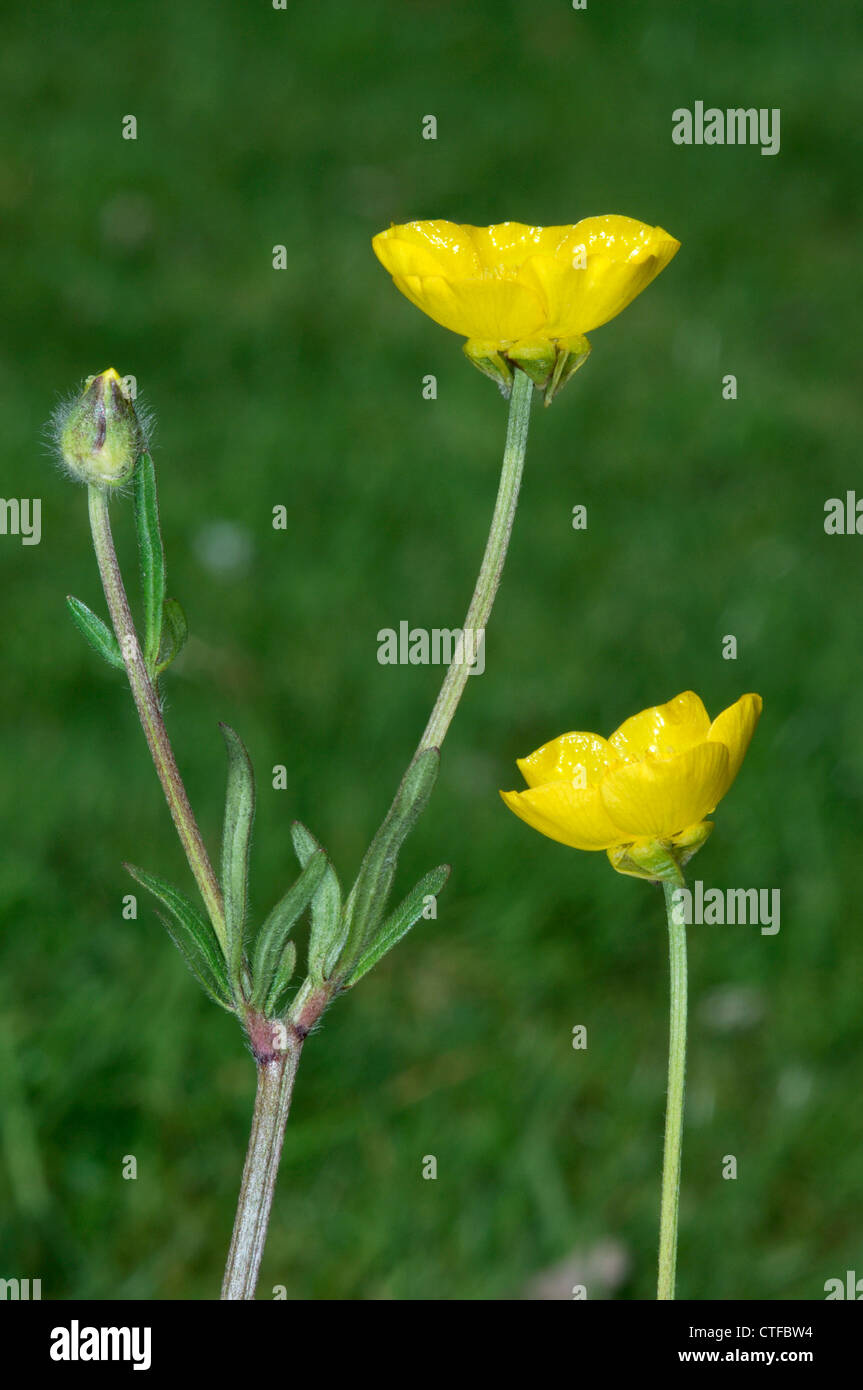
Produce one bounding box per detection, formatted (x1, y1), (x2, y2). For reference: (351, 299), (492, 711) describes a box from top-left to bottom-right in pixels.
(55, 368), (143, 488)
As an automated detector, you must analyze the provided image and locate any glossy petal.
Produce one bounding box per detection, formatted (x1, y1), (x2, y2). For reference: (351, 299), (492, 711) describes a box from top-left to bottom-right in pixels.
(374, 217), (680, 348)
(609, 691), (711, 763)
(600, 742), (730, 840)
(707, 692), (763, 798)
(391, 274), (546, 343)
(465, 222), (550, 270)
(517, 731), (620, 790)
(372, 222), (480, 277)
(500, 784), (625, 851)
(521, 250), (676, 337)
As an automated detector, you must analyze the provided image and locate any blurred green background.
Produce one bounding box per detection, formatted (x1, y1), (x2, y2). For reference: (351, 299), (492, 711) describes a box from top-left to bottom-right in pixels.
(2, 0), (862, 1300)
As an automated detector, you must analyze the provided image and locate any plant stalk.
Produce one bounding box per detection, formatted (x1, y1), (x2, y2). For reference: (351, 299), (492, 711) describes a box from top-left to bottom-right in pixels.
(87, 484), (228, 952)
(419, 367), (533, 752)
(220, 1035), (304, 1300)
(657, 877), (688, 1300)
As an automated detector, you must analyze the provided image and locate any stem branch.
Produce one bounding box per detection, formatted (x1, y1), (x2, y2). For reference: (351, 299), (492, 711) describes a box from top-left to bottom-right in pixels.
(221, 369), (535, 1299)
(419, 368), (533, 752)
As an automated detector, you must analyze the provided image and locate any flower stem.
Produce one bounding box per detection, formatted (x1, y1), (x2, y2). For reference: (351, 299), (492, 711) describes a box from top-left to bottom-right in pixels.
(418, 367), (533, 752)
(87, 484), (228, 953)
(220, 369), (535, 1299)
(657, 876), (688, 1300)
(220, 1035), (304, 1300)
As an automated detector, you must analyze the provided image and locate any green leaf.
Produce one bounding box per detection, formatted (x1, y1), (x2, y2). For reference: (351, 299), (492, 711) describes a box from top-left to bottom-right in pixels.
(133, 452), (166, 675)
(347, 864), (450, 987)
(155, 597), (189, 674)
(291, 821), (345, 981)
(66, 595), (124, 669)
(250, 850), (328, 1009)
(264, 940), (298, 1018)
(340, 748), (440, 974)
(124, 862), (233, 1010)
(219, 723), (256, 983)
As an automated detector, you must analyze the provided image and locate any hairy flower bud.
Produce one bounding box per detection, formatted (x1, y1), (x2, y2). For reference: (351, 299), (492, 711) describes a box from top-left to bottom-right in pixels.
(55, 368), (143, 488)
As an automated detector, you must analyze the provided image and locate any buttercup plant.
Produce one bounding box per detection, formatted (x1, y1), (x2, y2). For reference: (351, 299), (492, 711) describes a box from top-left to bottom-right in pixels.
(51, 216), (678, 1299)
(501, 690), (763, 1299)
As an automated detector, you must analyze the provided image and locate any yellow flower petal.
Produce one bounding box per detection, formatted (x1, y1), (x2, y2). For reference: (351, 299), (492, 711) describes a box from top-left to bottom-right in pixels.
(516, 731), (620, 790)
(373, 217), (680, 350)
(518, 217), (680, 334)
(707, 692), (763, 798)
(371, 236), (462, 282)
(600, 742), (730, 840)
(609, 691), (711, 763)
(552, 215), (679, 262)
(500, 784), (625, 851)
(464, 222), (549, 270)
(391, 273), (546, 343)
(520, 251), (673, 337)
(372, 222), (480, 277)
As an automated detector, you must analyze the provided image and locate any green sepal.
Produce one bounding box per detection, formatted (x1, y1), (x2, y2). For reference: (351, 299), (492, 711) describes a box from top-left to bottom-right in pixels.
(544, 334), (592, 407)
(250, 850), (328, 1010)
(66, 595), (124, 669)
(219, 723), (256, 985)
(340, 748), (440, 976)
(155, 597), (189, 674)
(264, 940), (298, 1018)
(291, 821), (346, 981)
(463, 340), (514, 397)
(606, 823), (712, 884)
(124, 861), (233, 1011)
(506, 340), (557, 389)
(133, 453), (166, 675)
(669, 820), (714, 867)
(346, 863), (450, 987)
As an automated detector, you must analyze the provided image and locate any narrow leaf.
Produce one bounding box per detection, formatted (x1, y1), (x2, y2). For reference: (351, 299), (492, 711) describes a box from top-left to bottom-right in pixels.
(124, 862), (233, 1009)
(66, 595), (124, 669)
(341, 748), (440, 972)
(155, 597), (189, 674)
(264, 940), (298, 1018)
(250, 850), (328, 1009)
(133, 452), (166, 674)
(155, 911), (234, 1012)
(291, 821), (345, 980)
(347, 864), (450, 987)
(219, 723), (256, 981)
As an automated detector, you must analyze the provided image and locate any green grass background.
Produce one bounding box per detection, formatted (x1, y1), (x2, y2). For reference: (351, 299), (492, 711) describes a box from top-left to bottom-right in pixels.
(1, 0), (862, 1299)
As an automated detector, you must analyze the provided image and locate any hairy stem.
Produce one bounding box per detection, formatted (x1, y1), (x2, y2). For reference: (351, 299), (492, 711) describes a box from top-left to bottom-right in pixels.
(221, 1034), (304, 1300)
(657, 877), (688, 1300)
(87, 484), (228, 952)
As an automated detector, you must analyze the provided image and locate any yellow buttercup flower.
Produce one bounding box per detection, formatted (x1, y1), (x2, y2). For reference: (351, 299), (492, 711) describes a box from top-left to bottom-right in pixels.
(372, 217), (680, 400)
(500, 691), (762, 881)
